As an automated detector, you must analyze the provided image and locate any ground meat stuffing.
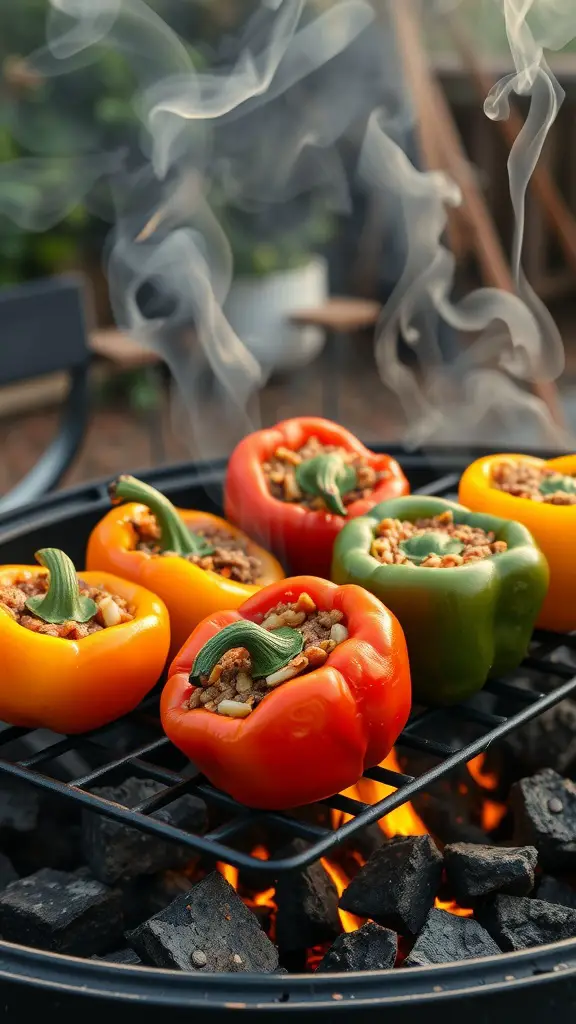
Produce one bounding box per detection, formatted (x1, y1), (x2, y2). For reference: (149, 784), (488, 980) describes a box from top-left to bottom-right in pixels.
(370, 510), (508, 568)
(187, 591), (349, 717)
(263, 435), (388, 509)
(491, 459), (576, 505)
(0, 576), (134, 638)
(133, 511), (261, 585)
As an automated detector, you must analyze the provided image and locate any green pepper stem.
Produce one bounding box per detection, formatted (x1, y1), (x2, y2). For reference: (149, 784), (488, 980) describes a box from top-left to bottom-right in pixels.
(25, 549), (98, 624)
(399, 531), (465, 566)
(190, 620), (303, 683)
(110, 475), (212, 557)
(295, 453), (357, 516)
(539, 473), (576, 496)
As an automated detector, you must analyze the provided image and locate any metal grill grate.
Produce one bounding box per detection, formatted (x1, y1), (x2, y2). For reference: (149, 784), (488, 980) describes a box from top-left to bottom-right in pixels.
(0, 466), (574, 878)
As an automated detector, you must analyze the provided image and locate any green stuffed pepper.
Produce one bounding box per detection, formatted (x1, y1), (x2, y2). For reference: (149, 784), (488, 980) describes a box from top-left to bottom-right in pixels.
(331, 495), (549, 705)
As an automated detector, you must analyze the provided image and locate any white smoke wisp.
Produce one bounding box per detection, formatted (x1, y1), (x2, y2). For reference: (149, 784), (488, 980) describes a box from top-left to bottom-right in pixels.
(485, 0), (576, 362)
(2, 0), (575, 454)
(1, 0), (379, 458)
(0, 154), (122, 231)
(364, 0), (576, 448)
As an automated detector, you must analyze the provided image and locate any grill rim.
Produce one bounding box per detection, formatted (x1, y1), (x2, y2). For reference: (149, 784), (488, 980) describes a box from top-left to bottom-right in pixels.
(0, 932), (575, 1006)
(1, 444), (576, 1003)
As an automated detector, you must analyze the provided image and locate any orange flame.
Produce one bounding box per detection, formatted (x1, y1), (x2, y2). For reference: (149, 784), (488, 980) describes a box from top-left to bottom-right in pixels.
(329, 750), (492, 929)
(467, 754), (506, 831)
(467, 753), (498, 790)
(327, 750), (430, 934)
(322, 858), (365, 933)
(218, 750), (502, 945)
(354, 749), (428, 838)
(218, 849), (277, 915)
(481, 799), (507, 831)
(248, 845), (276, 906)
(217, 861), (239, 889)
(434, 897), (473, 917)
(331, 750), (427, 838)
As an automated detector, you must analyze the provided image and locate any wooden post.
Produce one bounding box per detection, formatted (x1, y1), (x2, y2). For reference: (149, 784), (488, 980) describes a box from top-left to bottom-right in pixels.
(448, 11), (576, 283)
(388, 0), (565, 429)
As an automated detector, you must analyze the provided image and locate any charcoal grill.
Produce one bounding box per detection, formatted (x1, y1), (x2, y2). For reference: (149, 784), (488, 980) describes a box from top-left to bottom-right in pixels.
(1, 445), (576, 1022)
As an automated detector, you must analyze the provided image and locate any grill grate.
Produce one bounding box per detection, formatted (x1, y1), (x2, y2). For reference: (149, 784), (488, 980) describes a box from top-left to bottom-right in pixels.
(0, 466), (575, 879)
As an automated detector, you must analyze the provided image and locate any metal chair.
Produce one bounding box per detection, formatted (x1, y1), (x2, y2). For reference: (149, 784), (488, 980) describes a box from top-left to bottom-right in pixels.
(0, 275), (91, 513)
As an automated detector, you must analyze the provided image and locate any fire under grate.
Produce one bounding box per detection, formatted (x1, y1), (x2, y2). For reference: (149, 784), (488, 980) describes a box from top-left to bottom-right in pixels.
(0, 467), (575, 879)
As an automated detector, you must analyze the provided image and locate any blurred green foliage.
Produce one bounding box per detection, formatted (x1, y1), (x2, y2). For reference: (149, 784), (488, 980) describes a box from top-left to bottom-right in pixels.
(0, 0), (334, 293)
(0, 0), (136, 286)
(217, 200), (335, 277)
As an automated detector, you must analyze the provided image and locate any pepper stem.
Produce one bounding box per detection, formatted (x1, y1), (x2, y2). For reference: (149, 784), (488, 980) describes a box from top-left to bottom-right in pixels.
(110, 475), (213, 557)
(539, 473), (576, 496)
(399, 532), (465, 566)
(190, 621), (303, 683)
(25, 549), (98, 624)
(295, 453), (357, 516)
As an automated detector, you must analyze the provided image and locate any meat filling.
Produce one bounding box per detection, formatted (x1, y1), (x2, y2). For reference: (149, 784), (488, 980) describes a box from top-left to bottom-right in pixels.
(187, 592), (349, 717)
(0, 576), (134, 638)
(133, 512), (261, 585)
(492, 459), (576, 505)
(263, 435), (388, 509)
(371, 510), (508, 568)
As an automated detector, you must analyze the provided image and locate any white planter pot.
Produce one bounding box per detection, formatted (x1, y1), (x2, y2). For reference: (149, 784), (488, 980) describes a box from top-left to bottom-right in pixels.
(224, 255), (328, 373)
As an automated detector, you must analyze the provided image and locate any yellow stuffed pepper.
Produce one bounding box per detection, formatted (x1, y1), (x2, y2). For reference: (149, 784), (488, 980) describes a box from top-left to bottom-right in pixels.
(86, 476), (285, 657)
(459, 453), (575, 632)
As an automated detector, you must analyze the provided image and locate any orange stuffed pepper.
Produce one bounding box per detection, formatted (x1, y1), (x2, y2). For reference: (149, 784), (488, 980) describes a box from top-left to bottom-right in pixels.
(86, 476), (284, 656)
(459, 453), (576, 632)
(0, 547), (169, 733)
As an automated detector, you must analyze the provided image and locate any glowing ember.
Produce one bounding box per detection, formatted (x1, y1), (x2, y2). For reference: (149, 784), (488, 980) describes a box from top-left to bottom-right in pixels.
(467, 753), (498, 790)
(482, 799), (507, 832)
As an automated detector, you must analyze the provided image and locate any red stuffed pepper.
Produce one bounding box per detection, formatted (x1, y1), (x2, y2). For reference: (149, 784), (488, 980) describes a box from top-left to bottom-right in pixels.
(161, 576), (411, 809)
(224, 417), (409, 577)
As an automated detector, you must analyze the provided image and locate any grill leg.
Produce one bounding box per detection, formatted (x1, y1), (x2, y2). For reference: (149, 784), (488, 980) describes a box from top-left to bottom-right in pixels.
(143, 365), (166, 466)
(321, 330), (347, 421)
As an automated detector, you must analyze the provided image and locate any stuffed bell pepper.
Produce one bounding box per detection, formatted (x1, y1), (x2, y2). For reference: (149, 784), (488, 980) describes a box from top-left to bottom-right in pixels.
(86, 476), (284, 656)
(332, 496), (549, 705)
(459, 454), (576, 632)
(0, 548), (169, 733)
(161, 576), (411, 809)
(224, 417), (409, 578)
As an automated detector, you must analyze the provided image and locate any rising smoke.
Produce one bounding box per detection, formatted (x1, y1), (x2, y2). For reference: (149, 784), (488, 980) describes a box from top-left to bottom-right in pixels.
(365, 0), (576, 446)
(4, 0), (383, 455)
(1, 0), (576, 451)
